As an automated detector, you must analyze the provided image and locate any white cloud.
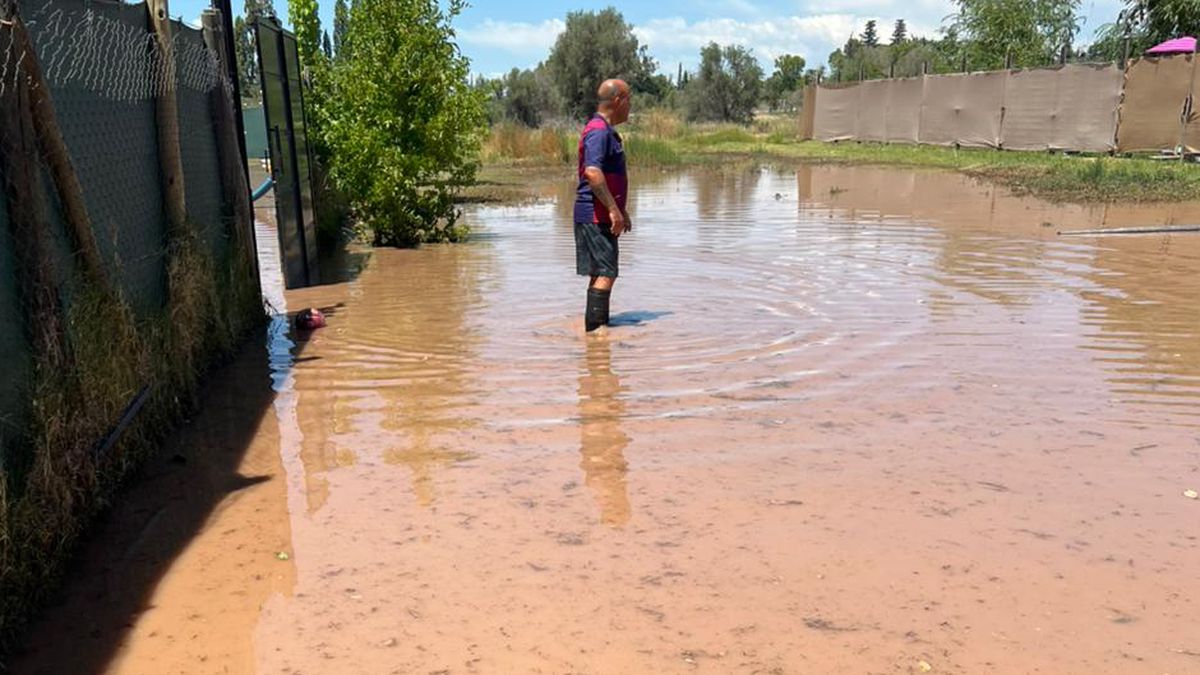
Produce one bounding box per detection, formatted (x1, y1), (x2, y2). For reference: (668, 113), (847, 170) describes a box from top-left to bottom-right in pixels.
(634, 14), (943, 71)
(801, 0), (954, 18)
(458, 18), (565, 54)
(634, 15), (860, 54)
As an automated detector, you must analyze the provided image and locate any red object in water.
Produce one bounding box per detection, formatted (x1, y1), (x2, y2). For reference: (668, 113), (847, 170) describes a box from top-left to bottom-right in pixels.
(296, 308), (326, 330)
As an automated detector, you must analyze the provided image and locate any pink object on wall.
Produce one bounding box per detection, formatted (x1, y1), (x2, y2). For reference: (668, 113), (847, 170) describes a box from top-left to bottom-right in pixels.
(1146, 37), (1197, 55)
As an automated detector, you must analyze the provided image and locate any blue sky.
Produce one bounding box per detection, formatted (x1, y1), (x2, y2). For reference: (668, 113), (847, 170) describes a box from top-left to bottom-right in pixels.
(175, 0), (1126, 77)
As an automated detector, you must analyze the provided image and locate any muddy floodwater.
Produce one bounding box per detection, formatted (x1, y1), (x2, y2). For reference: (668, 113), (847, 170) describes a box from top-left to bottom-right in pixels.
(15, 165), (1200, 674)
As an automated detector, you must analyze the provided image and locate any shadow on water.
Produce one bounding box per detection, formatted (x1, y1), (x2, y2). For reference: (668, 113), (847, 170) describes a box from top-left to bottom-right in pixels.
(8, 187), (366, 674)
(608, 310), (673, 327)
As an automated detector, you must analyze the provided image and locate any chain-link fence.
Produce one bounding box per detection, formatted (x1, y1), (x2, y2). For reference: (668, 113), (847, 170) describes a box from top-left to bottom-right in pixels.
(0, 1), (259, 639)
(0, 0), (248, 452)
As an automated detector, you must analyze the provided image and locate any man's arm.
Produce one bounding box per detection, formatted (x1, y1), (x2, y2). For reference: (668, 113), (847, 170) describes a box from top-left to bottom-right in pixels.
(583, 166), (628, 236)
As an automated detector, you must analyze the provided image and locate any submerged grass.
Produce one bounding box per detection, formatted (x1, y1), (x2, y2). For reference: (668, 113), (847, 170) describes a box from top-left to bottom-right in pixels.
(480, 109), (1200, 205)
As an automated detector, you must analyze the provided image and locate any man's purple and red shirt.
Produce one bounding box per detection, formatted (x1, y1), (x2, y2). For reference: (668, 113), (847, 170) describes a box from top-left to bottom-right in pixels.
(574, 114), (628, 225)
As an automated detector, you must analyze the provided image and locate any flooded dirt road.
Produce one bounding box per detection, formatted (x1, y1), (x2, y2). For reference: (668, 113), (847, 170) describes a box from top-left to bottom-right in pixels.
(15, 165), (1200, 674)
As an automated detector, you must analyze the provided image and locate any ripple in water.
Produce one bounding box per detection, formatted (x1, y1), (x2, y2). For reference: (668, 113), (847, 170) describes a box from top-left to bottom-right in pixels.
(285, 164), (1200, 441)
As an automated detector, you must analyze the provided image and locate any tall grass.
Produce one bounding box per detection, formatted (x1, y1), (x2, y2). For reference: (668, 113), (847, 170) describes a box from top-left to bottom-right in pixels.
(483, 109), (761, 168)
(482, 122), (573, 165)
(0, 219), (262, 654)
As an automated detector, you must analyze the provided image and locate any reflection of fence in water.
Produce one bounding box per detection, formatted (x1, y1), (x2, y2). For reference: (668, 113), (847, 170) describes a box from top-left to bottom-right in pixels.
(809, 57), (1200, 154)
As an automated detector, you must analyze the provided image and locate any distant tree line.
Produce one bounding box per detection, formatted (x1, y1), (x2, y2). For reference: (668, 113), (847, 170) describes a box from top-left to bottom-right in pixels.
(830, 0), (1200, 82)
(473, 8), (818, 128)
(472, 0), (1200, 129)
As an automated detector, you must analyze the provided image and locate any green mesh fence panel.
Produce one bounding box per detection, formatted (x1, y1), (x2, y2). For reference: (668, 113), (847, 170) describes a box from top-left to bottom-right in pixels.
(25, 0), (169, 315)
(0, 0), (239, 467)
(174, 21), (228, 264)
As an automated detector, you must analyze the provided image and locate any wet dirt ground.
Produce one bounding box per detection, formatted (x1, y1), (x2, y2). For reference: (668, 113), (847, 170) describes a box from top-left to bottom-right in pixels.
(13, 164), (1200, 674)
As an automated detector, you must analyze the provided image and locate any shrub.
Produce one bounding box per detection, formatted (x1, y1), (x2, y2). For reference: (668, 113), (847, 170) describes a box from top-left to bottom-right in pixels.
(312, 0), (486, 246)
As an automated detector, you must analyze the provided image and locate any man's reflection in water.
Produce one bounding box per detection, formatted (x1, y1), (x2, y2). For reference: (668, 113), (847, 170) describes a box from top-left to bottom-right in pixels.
(578, 335), (631, 526)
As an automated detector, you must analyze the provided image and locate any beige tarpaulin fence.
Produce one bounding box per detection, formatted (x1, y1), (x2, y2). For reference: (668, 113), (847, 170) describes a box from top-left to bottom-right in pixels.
(1002, 64), (1123, 152)
(813, 84), (859, 142)
(919, 71), (1007, 148)
(807, 60), (1163, 153)
(1118, 55), (1200, 153)
(884, 77), (923, 143)
(853, 79), (889, 142)
(799, 85), (816, 140)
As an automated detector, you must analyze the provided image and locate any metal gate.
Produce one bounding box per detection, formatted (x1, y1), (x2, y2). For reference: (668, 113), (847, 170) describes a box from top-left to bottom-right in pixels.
(254, 16), (319, 289)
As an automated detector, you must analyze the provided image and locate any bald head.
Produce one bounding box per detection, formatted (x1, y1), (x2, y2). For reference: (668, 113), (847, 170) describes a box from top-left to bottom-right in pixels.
(597, 79), (628, 104)
(596, 78), (631, 125)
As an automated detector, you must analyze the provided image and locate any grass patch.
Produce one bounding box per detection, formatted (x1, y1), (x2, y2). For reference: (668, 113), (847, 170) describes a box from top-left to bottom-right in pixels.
(477, 109), (1200, 205)
(683, 127), (758, 147)
(755, 142), (1200, 203)
(623, 135), (683, 166)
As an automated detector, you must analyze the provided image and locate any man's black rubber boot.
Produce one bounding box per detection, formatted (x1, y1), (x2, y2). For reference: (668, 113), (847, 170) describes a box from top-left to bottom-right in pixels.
(585, 288), (611, 332)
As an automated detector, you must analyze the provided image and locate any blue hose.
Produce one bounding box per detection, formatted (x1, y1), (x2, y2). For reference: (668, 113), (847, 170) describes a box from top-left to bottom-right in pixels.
(251, 177), (275, 202)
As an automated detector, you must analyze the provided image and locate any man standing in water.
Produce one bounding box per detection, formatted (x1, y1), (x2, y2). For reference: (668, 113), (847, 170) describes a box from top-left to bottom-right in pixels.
(575, 79), (632, 332)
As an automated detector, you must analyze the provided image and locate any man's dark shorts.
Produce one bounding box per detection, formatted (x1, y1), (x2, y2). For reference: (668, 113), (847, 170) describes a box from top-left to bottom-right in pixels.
(575, 221), (619, 278)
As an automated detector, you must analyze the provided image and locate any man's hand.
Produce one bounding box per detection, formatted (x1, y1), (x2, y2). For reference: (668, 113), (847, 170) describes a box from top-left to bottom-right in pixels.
(609, 209), (628, 237)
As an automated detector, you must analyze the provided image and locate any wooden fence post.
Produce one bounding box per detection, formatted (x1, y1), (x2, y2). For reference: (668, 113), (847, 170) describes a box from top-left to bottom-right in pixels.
(0, 17), (68, 368)
(147, 0), (188, 238)
(201, 9), (255, 268)
(6, 13), (109, 292)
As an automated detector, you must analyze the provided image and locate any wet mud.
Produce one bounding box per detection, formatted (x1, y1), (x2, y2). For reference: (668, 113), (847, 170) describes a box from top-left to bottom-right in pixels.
(13, 165), (1200, 674)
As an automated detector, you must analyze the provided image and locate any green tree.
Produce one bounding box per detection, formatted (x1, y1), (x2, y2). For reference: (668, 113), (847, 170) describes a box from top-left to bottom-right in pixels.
(546, 8), (655, 118)
(289, 0), (323, 70)
(322, 30), (333, 60)
(1091, 0), (1200, 59)
(496, 67), (557, 127)
(892, 19), (909, 44)
(683, 43), (763, 124)
(334, 0), (350, 56)
(829, 37), (888, 80)
(245, 0), (275, 21)
(862, 19), (880, 47)
(950, 0), (1081, 70)
(1124, 0), (1200, 44)
(765, 54), (806, 111)
(313, 0), (487, 246)
(233, 16), (259, 97)
(234, 0), (277, 97)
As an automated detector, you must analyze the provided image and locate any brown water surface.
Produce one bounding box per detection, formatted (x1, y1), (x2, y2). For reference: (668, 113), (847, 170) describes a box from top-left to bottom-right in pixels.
(15, 165), (1200, 674)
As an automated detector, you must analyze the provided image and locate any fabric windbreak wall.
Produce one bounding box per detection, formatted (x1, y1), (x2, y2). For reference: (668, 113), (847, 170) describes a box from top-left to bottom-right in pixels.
(1002, 68), (1058, 151)
(1002, 64), (1123, 152)
(1052, 64), (1123, 152)
(813, 84), (859, 142)
(884, 77), (923, 143)
(799, 86), (816, 140)
(919, 71), (1007, 148)
(1118, 55), (1199, 153)
(854, 80), (889, 142)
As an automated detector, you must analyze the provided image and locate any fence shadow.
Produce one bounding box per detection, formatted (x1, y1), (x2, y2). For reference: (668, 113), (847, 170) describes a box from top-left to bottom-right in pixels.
(9, 309), (307, 674)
